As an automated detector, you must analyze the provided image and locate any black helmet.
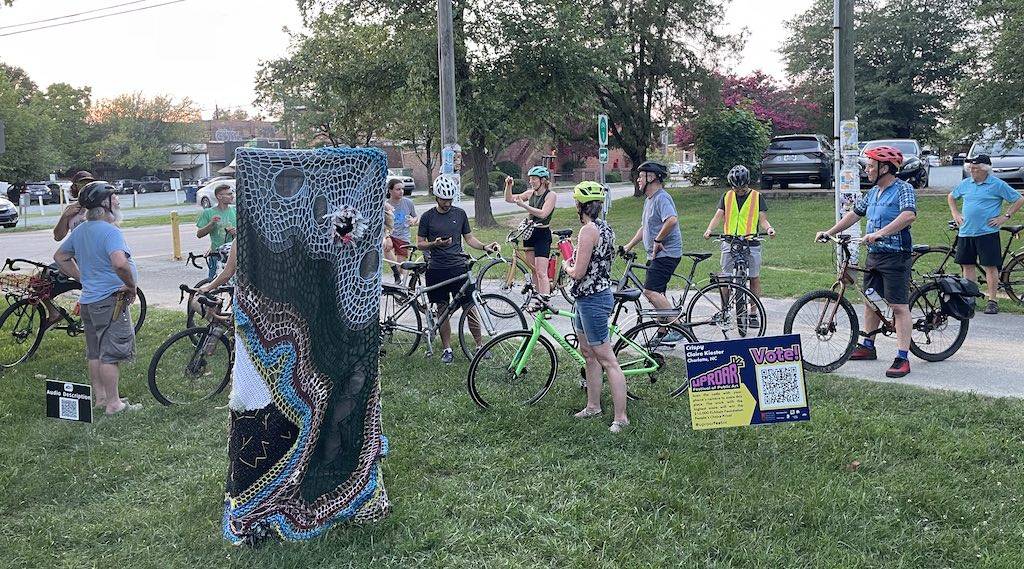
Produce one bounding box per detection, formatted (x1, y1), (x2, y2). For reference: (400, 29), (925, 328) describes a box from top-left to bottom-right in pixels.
(637, 160), (669, 182)
(78, 181), (116, 210)
(727, 165), (750, 188)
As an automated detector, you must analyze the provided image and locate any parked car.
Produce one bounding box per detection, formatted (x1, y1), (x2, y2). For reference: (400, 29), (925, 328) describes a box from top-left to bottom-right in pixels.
(137, 176), (170, 193)
(952, 152), (967, 166)
(760, 134), (834, 189)
(928, 155), (942, 168)
(197, 178), (236, 208)
(113, 179), (140, 194)
(387, 169), (415, 195)
(668, 163), (682, 175)
(0, 196), (18, 228)
(859, 139), (930, 188)
(680, 161), (696, 176)
(25, 182), (58, 204)
(963, 140), (1024, 189)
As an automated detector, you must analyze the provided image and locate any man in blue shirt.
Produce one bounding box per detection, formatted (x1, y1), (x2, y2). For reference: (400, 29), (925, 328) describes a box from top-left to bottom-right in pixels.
(817, 145), (917, 378)
(948, 154), (1023, 314)
(54, 182), (141, 416)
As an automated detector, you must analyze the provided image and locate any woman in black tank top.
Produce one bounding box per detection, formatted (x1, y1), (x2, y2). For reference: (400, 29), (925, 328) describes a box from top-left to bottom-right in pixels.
(503, 166), (557, 307)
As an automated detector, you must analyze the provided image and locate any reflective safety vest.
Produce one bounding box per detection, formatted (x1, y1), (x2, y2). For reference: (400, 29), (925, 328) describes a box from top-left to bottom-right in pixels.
(723, 189), (759, 236)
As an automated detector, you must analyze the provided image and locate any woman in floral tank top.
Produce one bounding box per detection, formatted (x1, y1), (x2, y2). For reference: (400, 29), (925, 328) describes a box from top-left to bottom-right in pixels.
(562, 182), (630, 433)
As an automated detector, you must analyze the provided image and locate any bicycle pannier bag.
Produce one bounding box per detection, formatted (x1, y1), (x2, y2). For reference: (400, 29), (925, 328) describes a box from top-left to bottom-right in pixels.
(935, 275), (982, 320)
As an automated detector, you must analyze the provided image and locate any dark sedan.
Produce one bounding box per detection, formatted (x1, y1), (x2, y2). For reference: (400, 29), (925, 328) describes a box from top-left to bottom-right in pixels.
(963, 141), (1024, 189)
(859, 139), (931, 188)
(25, 183), (58, 204)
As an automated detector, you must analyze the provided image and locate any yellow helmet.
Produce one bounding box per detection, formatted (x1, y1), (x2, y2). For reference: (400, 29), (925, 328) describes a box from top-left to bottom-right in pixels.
(573, 181), (606, 203)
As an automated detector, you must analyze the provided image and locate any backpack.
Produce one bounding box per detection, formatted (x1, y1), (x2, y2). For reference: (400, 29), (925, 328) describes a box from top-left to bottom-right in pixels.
(934, 276), (983, 320)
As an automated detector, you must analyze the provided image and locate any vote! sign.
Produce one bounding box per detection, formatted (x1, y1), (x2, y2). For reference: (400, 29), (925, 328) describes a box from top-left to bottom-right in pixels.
(685, 334), (810, 430)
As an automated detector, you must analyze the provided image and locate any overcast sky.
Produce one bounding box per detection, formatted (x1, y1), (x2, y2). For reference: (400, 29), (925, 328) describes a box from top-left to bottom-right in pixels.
(0, 0), (813, 118)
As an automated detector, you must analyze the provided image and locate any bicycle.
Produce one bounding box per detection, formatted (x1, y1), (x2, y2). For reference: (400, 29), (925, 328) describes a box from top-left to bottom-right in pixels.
(465, 291), (697, 409)
(0, 258), (148, 369)
(147, 283), (234, 406)
(184, 250), (229, 330)
(911, 220), (1024, 303)
(783, 234), (970, 372)
(382, 243), (425, 289)
(474, 223), (576, 312)
(380, 253), (528, 362)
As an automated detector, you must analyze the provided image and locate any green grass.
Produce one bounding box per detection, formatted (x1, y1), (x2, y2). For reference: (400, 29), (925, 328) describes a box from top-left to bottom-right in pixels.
(1, 312), (1024, 567)
(468, 186), (1024, 314)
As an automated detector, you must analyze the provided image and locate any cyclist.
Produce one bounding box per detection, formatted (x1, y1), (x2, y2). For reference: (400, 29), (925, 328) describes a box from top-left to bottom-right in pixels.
(195, 183), (237, 280)
(417, 175), (500, 364)
(563, 181), (629, 433)
(45, 171), (97, 324)
(387, 178), (419, 283)
(504, 166), (557, 309)
(816, 145), (917, 378)
(703, 165), (776, 325)
(621, 160), (685, 342)
(947, 154), (1024, 314)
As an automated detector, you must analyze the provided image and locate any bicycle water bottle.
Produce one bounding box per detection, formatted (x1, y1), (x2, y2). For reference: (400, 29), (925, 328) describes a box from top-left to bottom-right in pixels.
(865, 288), (885, 307)
(558, 239), (574, 262)
(548, 257), (557, 279)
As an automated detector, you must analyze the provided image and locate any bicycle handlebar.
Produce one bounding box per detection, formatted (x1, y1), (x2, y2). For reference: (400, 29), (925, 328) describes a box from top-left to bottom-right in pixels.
(4, 258), (53, 272)
(185, 251), (208, 269)
(178, 283), (233, 303)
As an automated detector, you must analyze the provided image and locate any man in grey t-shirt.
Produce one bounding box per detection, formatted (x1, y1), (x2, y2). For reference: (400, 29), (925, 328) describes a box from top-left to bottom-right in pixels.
(386, 179), (418, 282)
(622, 160), (685, 342)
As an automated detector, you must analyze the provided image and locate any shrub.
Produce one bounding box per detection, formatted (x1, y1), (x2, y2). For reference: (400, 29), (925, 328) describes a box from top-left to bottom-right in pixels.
(494, 161), (521, 180)
(605, 171), (623, 183)
(692, 107), (771, 184)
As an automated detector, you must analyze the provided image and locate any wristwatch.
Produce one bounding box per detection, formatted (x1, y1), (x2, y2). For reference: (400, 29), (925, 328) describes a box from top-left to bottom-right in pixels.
(1004, 213), (1012, 219)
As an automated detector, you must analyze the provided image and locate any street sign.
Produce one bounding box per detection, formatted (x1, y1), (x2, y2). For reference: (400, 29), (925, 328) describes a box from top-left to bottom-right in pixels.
(598, 114), (609, 147)
(598, 147), (609, 164)
(170, 177), (182, 191)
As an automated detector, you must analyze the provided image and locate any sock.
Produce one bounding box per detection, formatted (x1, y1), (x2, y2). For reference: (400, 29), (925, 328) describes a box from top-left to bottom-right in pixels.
(862, 338), (875, 349)
(897, 349), (908, 360)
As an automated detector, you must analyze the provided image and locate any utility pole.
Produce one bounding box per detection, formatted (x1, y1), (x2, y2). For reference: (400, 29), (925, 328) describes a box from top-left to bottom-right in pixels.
(437, 0), (460, 190)
(834, 0), (859, 255)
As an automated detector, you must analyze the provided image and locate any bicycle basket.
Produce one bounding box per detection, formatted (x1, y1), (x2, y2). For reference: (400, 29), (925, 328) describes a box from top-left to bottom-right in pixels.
(0, 271), (53, 300)
(935, 275), (982, 320)
(508, 219), (536, 243)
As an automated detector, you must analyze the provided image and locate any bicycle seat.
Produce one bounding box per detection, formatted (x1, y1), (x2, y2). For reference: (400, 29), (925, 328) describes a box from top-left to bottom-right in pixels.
(682, 252), (713, 262)
(912, 244), (932, 254)
(401, 261), (427, 272)
(613, 288), (643, 302)
(1001, 224), (1024, 236)
(553, 229), (573, 239)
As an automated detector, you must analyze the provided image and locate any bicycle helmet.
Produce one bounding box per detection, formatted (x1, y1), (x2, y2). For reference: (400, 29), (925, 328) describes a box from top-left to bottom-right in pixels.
(70, 171), (95, 185)
(432, 175), (460, 200)
(864, 145), (904, 174)
(573, 181), (606, 203)
(527, 166), (550, 179)
(726, 165), (750, 188)
(637, 160), (669, 182)
(78, 181), (116, 210)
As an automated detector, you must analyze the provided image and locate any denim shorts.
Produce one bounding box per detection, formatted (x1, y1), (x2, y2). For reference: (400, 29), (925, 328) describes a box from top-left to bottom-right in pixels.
(572, 287), (613, 346)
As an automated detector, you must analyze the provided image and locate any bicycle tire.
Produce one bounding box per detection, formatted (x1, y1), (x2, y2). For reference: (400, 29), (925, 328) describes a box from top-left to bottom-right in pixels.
(908, 282), (969, 362)
(185, 278), (213, 332)
(783, 290), (859, 373)
(459, 293), (528, 361)
(0, 299), (46, 369)
(614, 321), (695, 400)
(475, 257), (531, 315)
(685, 281), (767, 342)
(556, 267), (575, 305)
(1003, 254), (1024, 304)
(911, 246), (953, 283)
(130, 288), (148, 335)
(381, 288), (422, 357)
(148, 326), (232, 406)
(467, 330), (557, 409)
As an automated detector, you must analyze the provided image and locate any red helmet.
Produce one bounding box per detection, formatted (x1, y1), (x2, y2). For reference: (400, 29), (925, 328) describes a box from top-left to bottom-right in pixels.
(864, 146), (904, 168)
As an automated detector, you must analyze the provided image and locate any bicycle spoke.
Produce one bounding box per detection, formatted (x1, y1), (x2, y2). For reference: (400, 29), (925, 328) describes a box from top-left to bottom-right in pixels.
(150, 329), (232, 405)
(0, 300), (43, 368)
(468, 331), (555, 409)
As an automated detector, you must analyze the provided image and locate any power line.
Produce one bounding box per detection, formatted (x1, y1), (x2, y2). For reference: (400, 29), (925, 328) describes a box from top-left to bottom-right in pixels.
(0, 0), (153, 31)
(0, 0), (187, 38)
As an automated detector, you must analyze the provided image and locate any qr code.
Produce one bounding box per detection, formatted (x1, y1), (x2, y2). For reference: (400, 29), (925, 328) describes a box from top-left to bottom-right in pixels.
(756, 363), (806, 410)
(59, 397), (79, 421)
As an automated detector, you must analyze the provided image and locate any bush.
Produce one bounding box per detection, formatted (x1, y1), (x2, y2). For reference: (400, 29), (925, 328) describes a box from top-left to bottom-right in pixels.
(463, 171), (513, 197)
(488, 171), (508, 194)
(494, 161), (521, 180)
(605, 171), (623, 183)
(692, 107), (771, 184)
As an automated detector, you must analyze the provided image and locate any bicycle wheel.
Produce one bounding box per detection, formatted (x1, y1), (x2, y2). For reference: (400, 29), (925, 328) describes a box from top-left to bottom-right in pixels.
(783, 290), (858, 373)
(614, 321), (695, 400)
(0, 299), (46, 369)
(475, 257), (531, 315)
(611, 298), (645, 335)
(185, 278), (213, 331)
(380, 288), (422, 357)
(556, 267), (576, 305)
(51, 286), (84, 335)
(908, 282), (969, 362)
(467, 330), (556, 409)
(148, 326), (232, 406)
(911, 247), (952, 283)
(685, 281), (766, 342)
(459, 293), (528, 361)
(1003, 254), (1024, 304)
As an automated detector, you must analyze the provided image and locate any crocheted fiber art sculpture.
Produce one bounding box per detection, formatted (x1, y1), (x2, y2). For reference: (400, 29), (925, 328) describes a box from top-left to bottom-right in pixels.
(223, 146), (390, 545)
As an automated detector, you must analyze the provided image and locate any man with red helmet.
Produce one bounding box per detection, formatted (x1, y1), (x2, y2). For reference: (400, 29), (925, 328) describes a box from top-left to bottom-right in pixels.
(816, 145), (918, 378)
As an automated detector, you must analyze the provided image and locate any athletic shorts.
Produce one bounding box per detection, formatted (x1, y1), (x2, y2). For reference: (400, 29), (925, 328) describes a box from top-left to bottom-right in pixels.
(390, 237), (411, 258)
(864, 252), (912, 305)
(721, 243), (763, 278)
(955, 232), (1003, 269)
(572, 287), (613, 346)
(425, 265), (473, 309)
(523, 227), (552, 258)
(644, 256), (681, 293)
(82, 292), (135, 364)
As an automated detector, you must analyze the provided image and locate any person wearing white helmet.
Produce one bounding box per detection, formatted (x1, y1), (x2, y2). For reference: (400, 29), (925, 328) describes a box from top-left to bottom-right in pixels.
(417, 175), (500, 364)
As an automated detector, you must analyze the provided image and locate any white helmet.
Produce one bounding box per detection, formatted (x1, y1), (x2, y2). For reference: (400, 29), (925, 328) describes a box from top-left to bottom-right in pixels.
(432, 175), (460, 200)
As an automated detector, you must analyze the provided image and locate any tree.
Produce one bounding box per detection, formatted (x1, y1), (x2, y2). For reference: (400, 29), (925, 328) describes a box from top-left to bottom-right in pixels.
(387, 27), (441, 189)
(719, 72), (823, 134)
(90, 93), (203, 173)
(0, 72), (60, 182)
(33, 83), (93, 171)
(0, 62), (37, 103)
(692, 107), (771, 183)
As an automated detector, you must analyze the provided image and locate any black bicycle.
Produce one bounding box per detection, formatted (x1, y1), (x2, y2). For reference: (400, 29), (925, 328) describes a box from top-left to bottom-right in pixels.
(911, 220), (1024, 303)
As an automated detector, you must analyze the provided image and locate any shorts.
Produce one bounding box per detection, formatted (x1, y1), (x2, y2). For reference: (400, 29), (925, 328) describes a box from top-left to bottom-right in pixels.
(572, 287), (613, 346)
(644, 256), (681, 293)
(864, 252), (912, 305)
(523, 227), (552, 258)
(390, 237), (411, 258)
(82, 292), (135, 364)
(721, 242), (763, 278)
(426, 265), (473, 308)
(955, 232), (1003, 269)
(207, 256), (220, 281)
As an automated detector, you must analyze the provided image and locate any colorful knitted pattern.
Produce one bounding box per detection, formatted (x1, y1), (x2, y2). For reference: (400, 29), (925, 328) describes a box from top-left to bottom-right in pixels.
(223, 147), (390, 545)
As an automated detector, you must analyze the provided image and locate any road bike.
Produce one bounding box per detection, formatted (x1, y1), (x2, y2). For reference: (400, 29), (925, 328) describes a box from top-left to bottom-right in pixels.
(474, 223), (577, 313)
(783, 234), (970, 372)
(911, 220), (1024, 303)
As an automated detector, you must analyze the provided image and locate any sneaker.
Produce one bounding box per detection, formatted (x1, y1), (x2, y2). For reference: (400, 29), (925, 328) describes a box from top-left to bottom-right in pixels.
(441, 349), (454, 364)
(850, 344), (877, 361)
(662, 330), (686, 344)
(746, 313), (760, 329)
(886, 357), (911, 378)
(985, 300), (999, 315)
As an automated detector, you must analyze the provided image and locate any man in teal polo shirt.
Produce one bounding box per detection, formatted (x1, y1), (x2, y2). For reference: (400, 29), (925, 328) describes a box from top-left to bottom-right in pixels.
(948, 154), (1024, 314)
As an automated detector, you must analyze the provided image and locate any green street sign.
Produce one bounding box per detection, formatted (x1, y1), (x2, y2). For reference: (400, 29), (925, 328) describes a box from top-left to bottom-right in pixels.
(598, 114), (608, 147)
(598, 147), (609, 164)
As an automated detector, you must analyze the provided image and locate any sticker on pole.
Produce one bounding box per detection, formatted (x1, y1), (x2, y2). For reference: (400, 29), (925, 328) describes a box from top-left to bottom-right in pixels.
(685, 335), (810, 430)
(45, 380), (93, 423)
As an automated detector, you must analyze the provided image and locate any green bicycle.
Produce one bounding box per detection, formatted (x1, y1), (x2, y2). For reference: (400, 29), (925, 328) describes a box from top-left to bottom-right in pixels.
(466, 289), (696, 409)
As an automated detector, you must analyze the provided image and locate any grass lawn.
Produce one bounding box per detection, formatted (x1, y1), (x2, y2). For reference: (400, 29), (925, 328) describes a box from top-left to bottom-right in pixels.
(468, 186), (1024, 314)
(2, 312), (1023, 567)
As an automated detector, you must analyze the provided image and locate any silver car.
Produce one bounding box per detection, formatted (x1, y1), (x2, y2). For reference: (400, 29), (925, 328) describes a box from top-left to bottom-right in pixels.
(964, 140), (1024, 189)
(759, 134), (834, 189)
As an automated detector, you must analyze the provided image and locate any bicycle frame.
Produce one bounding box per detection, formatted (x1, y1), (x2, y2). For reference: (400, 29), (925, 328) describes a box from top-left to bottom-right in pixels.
(821, 238), (896, 337)
(614, 252), (702, 307)
(925, 226), (1022, 284)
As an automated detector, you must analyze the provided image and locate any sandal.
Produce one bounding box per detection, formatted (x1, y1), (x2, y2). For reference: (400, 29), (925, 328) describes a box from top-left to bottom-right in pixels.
(105, 401), (143, 416)
(609, 419), (630, 433)
(574, 407), (602, 419)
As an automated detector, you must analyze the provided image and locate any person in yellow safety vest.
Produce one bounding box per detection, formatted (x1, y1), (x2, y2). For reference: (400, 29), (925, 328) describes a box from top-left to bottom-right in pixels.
(703, 165), (776, 303)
